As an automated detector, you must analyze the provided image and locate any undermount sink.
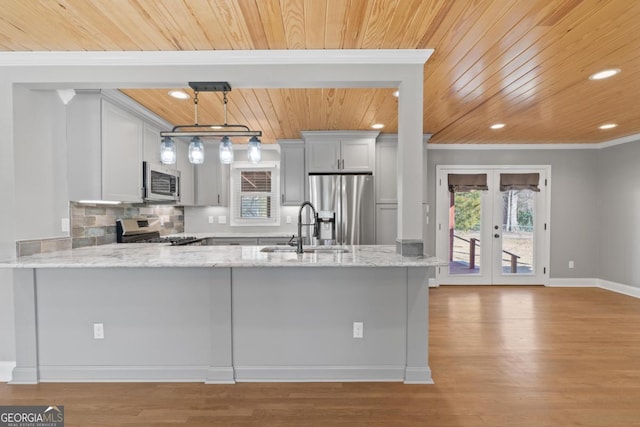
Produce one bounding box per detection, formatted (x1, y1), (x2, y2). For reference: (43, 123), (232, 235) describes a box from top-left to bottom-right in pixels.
(260, 246), (350, 254)
(260, 246), (296, 253)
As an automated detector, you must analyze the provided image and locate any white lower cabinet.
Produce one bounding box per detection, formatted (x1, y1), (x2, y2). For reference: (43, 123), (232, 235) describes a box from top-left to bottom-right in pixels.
(376, 204), (398, 245)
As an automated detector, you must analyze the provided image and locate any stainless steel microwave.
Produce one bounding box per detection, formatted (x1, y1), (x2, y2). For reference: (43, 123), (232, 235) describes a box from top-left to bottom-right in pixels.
(143, 161), (180, 202)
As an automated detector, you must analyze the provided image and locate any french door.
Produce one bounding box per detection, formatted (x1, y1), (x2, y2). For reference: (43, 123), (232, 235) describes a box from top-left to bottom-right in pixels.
(435, 166), (550, 285)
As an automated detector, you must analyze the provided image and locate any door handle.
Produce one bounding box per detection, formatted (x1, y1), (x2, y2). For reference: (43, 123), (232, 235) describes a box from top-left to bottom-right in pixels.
(494, 225), (499, 230)
(494, 234), (500, 238)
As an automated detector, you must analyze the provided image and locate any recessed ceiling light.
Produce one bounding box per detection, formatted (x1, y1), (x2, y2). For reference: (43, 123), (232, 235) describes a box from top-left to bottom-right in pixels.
(490, 123), (505, 130)
(211, 125), (223, 130)
(392, 90), (399, 97)
(599, 123), (618, 130)
(589, 69), (621, 80)
(168, 90), (190, 99)
(371, 123), (385, 129)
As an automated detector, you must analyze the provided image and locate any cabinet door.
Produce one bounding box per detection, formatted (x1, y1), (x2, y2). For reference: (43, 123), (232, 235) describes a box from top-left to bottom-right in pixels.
(194, 144), (229, 206)
(142, 122), (167, 167)
(176, 140), (194, 205)
(375, 140), (397, 203)
(306, 140), (340, 173)
(341, 138), (375, 172)
(375, 204), (397, 245)
(280, 143), (305, 205)
(101, 99), (143, 202)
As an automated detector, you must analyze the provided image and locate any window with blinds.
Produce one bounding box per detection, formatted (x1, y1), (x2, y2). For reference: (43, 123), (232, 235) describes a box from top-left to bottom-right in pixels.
(230, 161), (280, 226)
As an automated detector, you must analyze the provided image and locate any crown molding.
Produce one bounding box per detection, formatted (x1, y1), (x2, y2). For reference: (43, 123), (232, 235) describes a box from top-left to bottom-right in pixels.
(426, 143), (602, 150)
(598, 132), (640, 149)
(0, 49), (433, 67)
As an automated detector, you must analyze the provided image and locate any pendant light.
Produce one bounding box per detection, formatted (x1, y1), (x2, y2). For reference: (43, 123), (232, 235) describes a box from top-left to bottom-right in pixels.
(160, 82), (262, 165)
(219, 136), (234, 164)
(247, 136), (261, 163)
(160, 136), (176, 165)
(188, 137), (204, 164)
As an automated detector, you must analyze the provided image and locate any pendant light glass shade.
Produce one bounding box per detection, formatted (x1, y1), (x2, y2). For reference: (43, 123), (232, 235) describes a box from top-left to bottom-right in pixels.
(247, 136), (262, 163)
(160, 137), (177, 165)
(219, 136), (234, 164)
(188, 137), (205, 164)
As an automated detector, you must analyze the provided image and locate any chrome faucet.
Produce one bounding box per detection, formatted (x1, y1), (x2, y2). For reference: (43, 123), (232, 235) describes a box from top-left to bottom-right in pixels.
(297, 201), (318, 254)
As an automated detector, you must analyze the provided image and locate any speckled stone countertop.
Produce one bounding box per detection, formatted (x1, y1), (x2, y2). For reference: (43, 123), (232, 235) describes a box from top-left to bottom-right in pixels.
(0, 244), (446, 269)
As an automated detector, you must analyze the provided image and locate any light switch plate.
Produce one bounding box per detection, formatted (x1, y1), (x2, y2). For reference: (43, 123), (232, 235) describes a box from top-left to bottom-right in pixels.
(353, 322), (363, 338)
(218, 216), (227, 224)
(208, 216), (214, 224)
(61, 218), (70, 233)
(93, 323), (104, 339)
(286, 216), (292, 224)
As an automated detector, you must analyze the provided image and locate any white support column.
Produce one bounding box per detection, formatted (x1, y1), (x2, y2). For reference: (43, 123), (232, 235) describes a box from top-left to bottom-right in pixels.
(0, 76), (17, 366)
(396, 66), (425, 256)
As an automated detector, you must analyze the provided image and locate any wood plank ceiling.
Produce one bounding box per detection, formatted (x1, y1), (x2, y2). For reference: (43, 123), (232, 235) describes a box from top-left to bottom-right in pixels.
(1, 0), (639, 144)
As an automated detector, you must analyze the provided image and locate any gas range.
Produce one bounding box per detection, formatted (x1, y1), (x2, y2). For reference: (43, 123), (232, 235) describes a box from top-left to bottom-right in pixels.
(116, 218), (205, 246)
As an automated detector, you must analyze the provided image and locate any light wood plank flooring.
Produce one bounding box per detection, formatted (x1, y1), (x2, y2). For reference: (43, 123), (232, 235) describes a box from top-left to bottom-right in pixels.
(1, 286), (640, 426)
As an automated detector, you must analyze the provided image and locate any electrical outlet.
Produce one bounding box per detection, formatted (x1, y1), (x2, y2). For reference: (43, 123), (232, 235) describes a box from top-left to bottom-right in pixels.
(353, 322), (363, 339)
(93, 323), (104, 340)
(208, 216), (214, 224)
(61, 218), (70, 233)
(569, 261), (575, 269)
(218, 215), (227, 224)
(286, 216), (292, 224)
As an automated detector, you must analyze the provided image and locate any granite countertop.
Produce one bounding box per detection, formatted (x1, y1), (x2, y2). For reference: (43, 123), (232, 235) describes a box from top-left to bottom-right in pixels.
(0, 244), (446, 269)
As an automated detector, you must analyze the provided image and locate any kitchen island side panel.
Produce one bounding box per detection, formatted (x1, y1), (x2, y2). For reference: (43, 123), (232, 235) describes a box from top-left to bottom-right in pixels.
(33, 267), (233, 382)
(231, 267), (410, 381)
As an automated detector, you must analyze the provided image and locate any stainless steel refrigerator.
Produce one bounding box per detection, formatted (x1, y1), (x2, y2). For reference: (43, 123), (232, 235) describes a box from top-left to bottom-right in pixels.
(308, 172), (375, 245)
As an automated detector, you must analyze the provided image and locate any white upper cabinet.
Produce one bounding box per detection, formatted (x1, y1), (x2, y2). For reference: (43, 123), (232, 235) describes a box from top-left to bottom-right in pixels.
(194, 143), (229, 206)
(67, 90), (172, 203)
(142, 122), (165, 167)
(176, 141), (195, 205)
(375, 137), (398, 204)
(302, 131), (378, 173)
(279, 141), (305, 206)
(101, 99), (144, 202)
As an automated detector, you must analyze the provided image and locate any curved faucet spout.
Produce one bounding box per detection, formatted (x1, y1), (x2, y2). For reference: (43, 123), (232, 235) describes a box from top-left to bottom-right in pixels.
(297, 201), (317, 254)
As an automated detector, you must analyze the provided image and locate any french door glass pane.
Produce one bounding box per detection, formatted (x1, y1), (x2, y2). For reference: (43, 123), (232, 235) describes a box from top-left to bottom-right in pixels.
(449, 191), (482, 275)
(500, 189), (535, 274)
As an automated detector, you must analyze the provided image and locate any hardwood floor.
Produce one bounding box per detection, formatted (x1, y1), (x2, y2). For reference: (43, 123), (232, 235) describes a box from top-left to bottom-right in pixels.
(2, 286), (640, 426)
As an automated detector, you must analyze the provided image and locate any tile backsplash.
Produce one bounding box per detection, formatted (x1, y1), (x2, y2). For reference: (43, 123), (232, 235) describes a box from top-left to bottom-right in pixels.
(16, 202), (184, 256)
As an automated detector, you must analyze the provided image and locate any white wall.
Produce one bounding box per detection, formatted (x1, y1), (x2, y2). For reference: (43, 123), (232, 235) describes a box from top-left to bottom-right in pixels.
(597, 139), (640, 287)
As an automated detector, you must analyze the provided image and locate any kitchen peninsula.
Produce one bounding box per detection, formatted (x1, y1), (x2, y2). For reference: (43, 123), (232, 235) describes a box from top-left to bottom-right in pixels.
(3, 244), (444, 385)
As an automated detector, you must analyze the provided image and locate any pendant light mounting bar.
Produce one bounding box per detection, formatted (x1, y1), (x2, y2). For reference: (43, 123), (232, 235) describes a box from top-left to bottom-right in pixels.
(188, 81), (231, 92)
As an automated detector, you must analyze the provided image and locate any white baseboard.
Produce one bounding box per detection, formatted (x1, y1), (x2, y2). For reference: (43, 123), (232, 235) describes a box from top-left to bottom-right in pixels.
(234, 365), (406, 382)
(598, 279), (640, 299)
(0, 361), (16, 382)
(549, 278), (640, 299)
(37, 365), (233, 383)
(548, 278), (599, 287)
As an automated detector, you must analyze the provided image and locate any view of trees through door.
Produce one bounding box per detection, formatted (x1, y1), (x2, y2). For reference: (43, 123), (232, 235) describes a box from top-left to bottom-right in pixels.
(438, 166), (548, 286)
(451, 188), (535, 274)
